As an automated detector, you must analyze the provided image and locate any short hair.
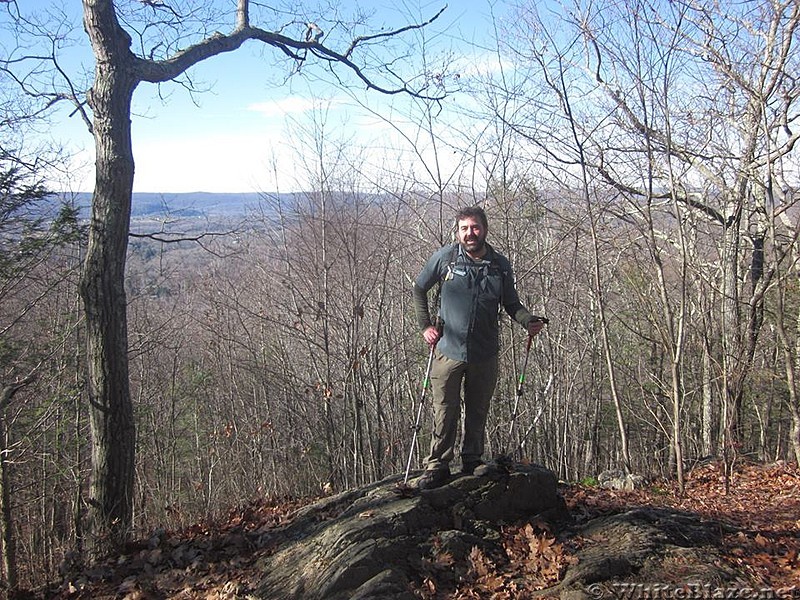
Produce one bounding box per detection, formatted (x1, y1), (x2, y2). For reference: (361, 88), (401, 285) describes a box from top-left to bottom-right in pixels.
(454, 205), (488, 229)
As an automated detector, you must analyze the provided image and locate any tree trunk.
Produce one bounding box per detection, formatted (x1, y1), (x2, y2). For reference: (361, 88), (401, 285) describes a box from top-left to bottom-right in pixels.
(670, 363), (685, 491)
(80, 0), (138, 557)
(702, 341), (715, 457)
(776, 305), (800, 464)
(0, 390), (18, 591)
(791, 307), (800, 464)
(719, 211), (744, 485)
(790, 410), (800, 464)
(775, 244), (800, 466)
(0, 380), (32, 591)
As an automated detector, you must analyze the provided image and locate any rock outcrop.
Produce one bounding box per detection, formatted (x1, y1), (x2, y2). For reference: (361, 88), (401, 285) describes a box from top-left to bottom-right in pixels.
(597, 468), (647, 491)
(255, 463), (567, 599)
(552, 507), (741, 600)
(253, 463), (739, 599)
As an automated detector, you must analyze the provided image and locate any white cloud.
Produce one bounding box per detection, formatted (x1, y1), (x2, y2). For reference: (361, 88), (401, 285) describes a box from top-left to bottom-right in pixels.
(453, 51), (516, 78)
(131, 130), (295, 193)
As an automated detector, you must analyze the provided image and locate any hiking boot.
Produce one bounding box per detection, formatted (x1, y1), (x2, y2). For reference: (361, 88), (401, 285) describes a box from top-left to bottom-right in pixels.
(416, 469), (450, 490)
(461, 460), (485, 475)
(472, 463), (493, 477)
(463, 460), (497, 476)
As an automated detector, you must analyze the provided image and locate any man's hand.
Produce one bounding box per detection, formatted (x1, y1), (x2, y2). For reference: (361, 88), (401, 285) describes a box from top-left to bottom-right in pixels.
(527, 317), (548, 337)
(422, 325), (441, 347)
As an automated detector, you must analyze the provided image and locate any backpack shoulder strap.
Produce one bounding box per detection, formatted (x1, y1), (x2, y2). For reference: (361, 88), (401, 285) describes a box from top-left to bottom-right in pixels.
(441, 243), (460, 282)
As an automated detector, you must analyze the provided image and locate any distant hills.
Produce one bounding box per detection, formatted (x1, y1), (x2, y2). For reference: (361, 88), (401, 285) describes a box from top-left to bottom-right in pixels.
(64, 192), (272, 219)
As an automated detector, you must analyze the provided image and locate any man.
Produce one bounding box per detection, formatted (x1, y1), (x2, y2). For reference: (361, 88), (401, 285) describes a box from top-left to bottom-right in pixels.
(412, 206), (546, 490)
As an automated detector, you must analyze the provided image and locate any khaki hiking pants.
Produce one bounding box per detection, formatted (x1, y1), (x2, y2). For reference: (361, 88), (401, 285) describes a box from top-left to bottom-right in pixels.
(424, 349), (499, 472)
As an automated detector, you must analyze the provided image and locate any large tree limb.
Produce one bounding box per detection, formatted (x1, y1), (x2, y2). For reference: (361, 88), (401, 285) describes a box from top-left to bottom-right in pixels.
(0, 373), (36, 412)
(133, 8), (446, 100)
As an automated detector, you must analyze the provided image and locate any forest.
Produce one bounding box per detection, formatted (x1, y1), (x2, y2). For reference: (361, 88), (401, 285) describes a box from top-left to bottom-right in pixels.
(1, 0), (799, 591)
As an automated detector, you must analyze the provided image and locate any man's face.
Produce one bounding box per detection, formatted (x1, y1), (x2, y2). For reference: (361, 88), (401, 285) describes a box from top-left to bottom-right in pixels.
(457, 216), (487, 255)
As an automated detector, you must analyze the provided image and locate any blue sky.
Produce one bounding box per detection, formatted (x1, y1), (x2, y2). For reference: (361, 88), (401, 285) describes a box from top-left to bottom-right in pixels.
(20, 1), (518, 194)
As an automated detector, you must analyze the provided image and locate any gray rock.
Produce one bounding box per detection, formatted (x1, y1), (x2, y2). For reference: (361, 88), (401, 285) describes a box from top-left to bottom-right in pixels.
(535, 507), (741, 598)
(254, 463), (567, 599)
(348, 568), (415, 600)
(252, 465), (737, 600)
(597, 468), (647, 490)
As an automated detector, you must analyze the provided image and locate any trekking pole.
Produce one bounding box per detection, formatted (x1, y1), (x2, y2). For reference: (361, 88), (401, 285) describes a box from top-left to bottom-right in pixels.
(508, 333), (534, 441)
(403, 341), (437, 485)
(508, 317), (548, 447)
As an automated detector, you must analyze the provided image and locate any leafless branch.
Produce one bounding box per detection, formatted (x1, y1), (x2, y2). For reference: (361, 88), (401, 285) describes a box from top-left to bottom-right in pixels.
(0, 371), (37, 411)
(135, 7), (448, 101)
(129, 229), (234, 243)
(343, 5), (448, 59)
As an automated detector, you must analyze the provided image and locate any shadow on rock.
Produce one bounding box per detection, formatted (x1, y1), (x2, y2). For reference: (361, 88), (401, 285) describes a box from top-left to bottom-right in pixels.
(255, 463), (567, 600)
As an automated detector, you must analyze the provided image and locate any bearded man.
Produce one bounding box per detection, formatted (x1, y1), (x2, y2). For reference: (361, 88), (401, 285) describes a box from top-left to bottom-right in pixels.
(411, 205), (546, 490)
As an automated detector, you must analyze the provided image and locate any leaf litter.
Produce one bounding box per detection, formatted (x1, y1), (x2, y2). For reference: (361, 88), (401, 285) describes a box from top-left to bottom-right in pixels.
(41, 460), (799, 599)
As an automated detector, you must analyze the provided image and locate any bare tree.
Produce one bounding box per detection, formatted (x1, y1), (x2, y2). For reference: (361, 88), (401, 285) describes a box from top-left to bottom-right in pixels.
(581, 0), (800, 483)
(0, 378), (29, 591)
(0, 146), (84, 589)
(491, 0), (800, 480)
(2, 0), (447, 556)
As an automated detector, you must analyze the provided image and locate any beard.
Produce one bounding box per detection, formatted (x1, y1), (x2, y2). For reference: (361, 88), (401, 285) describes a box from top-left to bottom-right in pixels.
(461, 232), (486, 254)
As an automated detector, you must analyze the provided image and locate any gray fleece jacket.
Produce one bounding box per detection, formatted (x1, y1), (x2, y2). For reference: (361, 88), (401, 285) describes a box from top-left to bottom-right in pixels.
(412, 242), (536, 363)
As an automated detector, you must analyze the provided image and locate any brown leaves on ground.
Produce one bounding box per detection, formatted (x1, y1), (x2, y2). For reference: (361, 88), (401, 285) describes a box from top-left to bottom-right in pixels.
(564, 459), (800, 589)
(40, 460), (799, 599)
(669, 460), (800, 588)
(416, 460), (799, 598)
(417, 519), (578, 599)
(46, 496), (311, 600)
